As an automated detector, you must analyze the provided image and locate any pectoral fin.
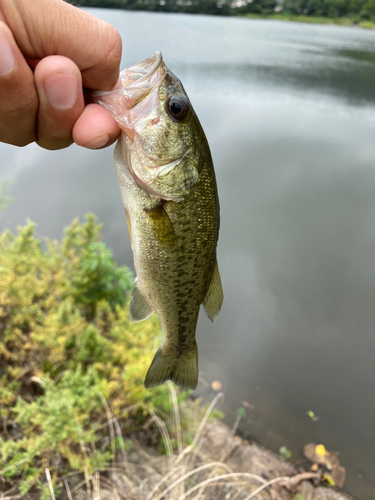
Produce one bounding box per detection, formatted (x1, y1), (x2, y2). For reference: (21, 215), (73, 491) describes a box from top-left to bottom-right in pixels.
(144, 202), (178, 250)
(129, 282), (154, 322)
(203, 260), (223, 322)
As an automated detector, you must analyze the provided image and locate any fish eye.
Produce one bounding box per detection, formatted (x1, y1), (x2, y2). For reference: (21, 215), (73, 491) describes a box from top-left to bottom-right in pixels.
(166, 95), (189, 121)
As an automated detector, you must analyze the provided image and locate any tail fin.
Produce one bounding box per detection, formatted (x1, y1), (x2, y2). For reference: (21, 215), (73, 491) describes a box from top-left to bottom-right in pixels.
(144, 344), (198, 390)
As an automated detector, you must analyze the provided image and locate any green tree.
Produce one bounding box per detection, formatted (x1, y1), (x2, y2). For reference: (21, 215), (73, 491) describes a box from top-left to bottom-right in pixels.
(236, 0), (278, 15)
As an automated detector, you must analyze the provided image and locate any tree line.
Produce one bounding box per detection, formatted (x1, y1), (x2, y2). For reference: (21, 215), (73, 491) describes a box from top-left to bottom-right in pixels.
(65, 0), (375, 20)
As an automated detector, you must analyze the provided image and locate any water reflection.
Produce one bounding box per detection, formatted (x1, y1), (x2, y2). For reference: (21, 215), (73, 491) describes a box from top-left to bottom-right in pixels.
(1, 11), (375, 499)
(177, 59), (375, 106)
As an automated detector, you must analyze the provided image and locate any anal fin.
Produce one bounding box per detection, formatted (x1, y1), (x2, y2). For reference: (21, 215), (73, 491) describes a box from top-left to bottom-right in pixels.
(129, 282), (154, 323)
(203, 260), (223, 322)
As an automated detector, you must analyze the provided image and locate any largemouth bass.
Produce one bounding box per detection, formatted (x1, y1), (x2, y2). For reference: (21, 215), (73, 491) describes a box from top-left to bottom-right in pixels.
(93, 51), (223, 389)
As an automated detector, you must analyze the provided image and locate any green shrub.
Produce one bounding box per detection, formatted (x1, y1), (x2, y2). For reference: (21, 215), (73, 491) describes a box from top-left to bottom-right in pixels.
(0, 215), (172, 496)
(0, 179), (13, 212)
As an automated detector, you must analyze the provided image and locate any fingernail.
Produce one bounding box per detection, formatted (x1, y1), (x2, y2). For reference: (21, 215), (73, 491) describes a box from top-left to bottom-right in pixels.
(44, 72), (78, 109)
(0, 27), (15, 76)
(84, 134), (110, 149)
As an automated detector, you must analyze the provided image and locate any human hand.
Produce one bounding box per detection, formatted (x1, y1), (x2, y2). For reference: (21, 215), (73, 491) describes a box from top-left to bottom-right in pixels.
(0, 0), (122, 150)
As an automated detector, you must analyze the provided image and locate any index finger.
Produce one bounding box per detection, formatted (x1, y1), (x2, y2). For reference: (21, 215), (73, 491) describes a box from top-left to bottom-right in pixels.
(0, 0), (122, 90)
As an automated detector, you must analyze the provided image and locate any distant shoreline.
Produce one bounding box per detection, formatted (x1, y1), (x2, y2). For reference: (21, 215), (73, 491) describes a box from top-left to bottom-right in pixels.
(83, 4), (375, 30)
(240, 13), (375, 30)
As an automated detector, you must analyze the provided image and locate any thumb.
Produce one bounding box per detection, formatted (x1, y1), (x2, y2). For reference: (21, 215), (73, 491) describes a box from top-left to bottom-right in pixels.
(0, 0), (122, 90)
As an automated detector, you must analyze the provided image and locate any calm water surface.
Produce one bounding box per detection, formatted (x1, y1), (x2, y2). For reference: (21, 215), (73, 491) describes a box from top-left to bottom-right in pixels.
(1, 11), (375, 499)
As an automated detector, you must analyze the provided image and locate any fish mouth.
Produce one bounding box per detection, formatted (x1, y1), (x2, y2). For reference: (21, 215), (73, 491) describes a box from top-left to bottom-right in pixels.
(91, 51), (166, 114)
(121, 50), (163, 93)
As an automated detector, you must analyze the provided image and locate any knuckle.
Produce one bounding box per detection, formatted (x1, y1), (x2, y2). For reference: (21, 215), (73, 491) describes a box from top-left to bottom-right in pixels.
(18, 91), (39, 116)
(36, 137), (73, 150)
(13, 135), (35, 147)
(98, 27), (122, 84)
(37, 121), (75, 146)
(0, 131), (35, 147)
(0, 85), (38, 117)
(36, 120), (74, 149)
(106, 28), (122, 67)
(81, 25), (122, 90)
(0, 91), (38, 146)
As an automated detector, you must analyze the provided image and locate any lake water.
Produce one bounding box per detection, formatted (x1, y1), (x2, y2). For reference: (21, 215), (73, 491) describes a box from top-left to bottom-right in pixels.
(1, 10), (375, 499)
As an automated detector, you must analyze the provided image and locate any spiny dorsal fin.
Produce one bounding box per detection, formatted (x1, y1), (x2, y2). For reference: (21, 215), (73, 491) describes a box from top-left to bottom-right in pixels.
(203, 260), (223, 322)
(129, 282), (154, 323)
